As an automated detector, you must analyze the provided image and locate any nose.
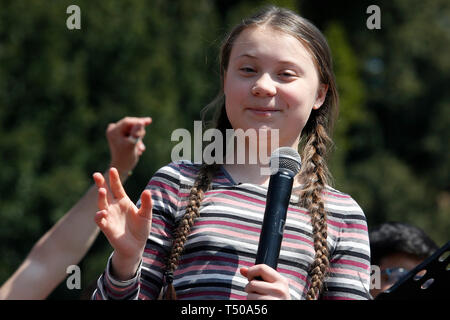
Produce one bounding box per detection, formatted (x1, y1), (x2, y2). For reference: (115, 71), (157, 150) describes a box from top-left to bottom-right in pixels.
(251, 73), (277, 97)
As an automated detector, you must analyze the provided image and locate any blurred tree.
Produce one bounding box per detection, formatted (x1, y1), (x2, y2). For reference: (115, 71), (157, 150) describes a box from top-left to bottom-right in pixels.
(301, 0), (450, 245)
(0, 0), (219, 299)
(0, 0), (448, 299)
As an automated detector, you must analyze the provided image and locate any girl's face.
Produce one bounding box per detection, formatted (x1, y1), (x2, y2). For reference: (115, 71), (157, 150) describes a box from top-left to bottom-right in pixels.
(224, 26), (328, 149)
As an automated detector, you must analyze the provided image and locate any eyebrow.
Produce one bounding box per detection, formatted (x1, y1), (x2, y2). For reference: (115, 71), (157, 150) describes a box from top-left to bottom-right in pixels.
(236, 54), (258, 60)
(235, 54), (304, 72)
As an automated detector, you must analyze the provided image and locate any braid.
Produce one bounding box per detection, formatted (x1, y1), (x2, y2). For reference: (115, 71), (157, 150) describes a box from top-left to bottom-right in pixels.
(299, 117), (332, 300)
(163, 164), (219, 300)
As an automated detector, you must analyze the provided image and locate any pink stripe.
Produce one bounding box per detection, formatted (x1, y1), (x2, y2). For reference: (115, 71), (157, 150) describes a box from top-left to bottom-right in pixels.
(178, 264), (239, 274)
(143, 256), (164, 268)
(94, 291), (102, 300)
(139, 282), (159, 300)
(330, 259), (370, 270)
(215, 177), (229, 183)
(179, 255), (256, 269)
(339, 231), (368, 240)
(324, 196), (357, 204)
(105, 276), (138, 297)
(276, 267), (308, 282)
(195, 220), (260, 233)
(283, 232), (313, 246)
(191, 226), (315, 253)
(287, 279), (305, 292)
(148, 180), (178, 195)
(151, 225), (171, 238)
(203, 195), (265, 213)
(149, 189), (178, 208)
(197, 196), (311, 223)
(205, 192), (310, 216)
(281, 239), (315, 253)
(287, 206), (309, 215)
(191, 226), (259, 242)
(208, 190), (266, 206)
(323, 190), (351, 199)
(286, 211), (311, 224)
(152, 218), (166, 227)
(177, 262), (309, 286)
(328, 227), (339, 237)
(327, 219), (368, 231)
(105, 274), (127, 292)
(179, 163), (199, 174)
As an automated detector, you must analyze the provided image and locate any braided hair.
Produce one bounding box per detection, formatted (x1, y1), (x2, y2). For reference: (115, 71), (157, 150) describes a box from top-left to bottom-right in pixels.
(299, 113), (335, 300)
(163, 163), (219, 299)
(163, 5), (339, 300)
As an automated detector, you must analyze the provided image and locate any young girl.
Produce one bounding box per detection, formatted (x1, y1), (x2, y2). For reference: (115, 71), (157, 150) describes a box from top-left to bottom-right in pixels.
(92, 6), (371, 300)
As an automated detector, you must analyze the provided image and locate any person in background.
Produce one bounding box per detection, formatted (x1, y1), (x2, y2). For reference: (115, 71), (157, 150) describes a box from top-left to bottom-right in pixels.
(0, 116), (152, 300)
(369, 221), (439, 298)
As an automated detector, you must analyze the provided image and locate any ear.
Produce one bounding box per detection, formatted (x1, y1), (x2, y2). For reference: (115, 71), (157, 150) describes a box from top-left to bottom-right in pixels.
(312, 83), (329, 110)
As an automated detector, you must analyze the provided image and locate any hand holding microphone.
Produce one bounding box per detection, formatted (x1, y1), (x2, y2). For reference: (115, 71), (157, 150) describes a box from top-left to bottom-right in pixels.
(240, 147), (301, 299)
(255, 147), (301, 269)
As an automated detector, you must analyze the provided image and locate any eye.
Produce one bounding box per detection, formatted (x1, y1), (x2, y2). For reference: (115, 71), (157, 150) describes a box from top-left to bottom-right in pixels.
(239, 67), (256, 74)
(279, 71), (297, 79)
(278, 70), (300, 82)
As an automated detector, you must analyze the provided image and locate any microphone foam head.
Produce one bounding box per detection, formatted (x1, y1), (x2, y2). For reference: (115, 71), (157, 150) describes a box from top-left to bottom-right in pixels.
(269, 147), (301, 175)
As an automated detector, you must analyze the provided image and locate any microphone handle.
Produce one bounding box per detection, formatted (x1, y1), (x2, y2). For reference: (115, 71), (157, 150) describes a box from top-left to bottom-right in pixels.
(255, 169), (294, 271)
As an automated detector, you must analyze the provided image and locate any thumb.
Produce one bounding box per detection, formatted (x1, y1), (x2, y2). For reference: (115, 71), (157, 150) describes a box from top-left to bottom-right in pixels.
(138, 190), (153, 220)
(129, 123), (143, 138)
(240, 267), (249, 278)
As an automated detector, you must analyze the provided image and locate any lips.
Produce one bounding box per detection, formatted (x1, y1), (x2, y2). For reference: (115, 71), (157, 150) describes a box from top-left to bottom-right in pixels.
(246, 107), (281, 116)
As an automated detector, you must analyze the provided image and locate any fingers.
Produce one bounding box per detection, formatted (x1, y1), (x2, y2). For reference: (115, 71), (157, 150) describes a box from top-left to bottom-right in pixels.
(93, 172), (107, 190)
(240, 265), (291, 300)
(119, 117), (152, 139)
(108, 167), (127, 199)
(137, 140), (146, 154)
(242, 264), (280, 283)
(138, 190), (153, 220)
(244, 277), (281, 295)
(94, 210), (108, 229)
(93, 172), (109, 210)
(129, 123), (146, 139)
(107, 116), (152, 144)
(120, 116), (152, 128)
(127, 121), (150, 149)
(240, 267), (249, 278)
(98, 188), (109, 211)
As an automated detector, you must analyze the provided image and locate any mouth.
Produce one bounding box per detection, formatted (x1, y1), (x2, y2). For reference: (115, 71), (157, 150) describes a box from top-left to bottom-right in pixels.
(246, 107), (281, 117)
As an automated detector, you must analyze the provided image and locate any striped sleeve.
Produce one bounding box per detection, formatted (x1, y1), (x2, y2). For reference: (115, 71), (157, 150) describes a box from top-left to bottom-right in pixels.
(137, 161), (184, 299)
(91, 253), (142, 300)
(91, 162), (182, 300)
(322, 190), (371, 300)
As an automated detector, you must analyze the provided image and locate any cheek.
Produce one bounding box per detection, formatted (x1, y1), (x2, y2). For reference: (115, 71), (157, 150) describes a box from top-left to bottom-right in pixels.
(224, 79), (246, 104)
(284, 82), (316, 107)
(224, 85), (239, 129)
(224, 82), (249, 120)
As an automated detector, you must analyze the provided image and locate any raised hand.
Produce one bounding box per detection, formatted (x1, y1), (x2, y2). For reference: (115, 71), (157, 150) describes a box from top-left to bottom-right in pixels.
(93, 167), (152, 280)
(107, 117), (152, 181)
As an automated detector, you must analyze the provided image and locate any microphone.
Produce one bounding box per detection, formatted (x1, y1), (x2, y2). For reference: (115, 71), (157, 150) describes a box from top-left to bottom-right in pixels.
(255, 147), (301, 271)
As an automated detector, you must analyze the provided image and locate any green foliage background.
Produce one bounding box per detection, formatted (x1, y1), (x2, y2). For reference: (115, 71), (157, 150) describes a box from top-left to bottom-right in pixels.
(0, 0), (448, 299)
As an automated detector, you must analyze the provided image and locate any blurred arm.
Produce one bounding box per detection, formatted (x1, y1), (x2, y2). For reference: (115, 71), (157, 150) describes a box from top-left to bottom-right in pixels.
(0, 116), (152, 300)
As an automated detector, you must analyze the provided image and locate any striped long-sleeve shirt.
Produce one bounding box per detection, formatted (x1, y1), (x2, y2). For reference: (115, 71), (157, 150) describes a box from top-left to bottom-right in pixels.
(92, 161), (371, 300)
